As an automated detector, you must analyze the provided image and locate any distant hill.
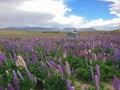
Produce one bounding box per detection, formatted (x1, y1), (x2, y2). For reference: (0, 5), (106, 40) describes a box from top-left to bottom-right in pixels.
(1, 26), (97, 32)
(111, 29), (120, 32)
(79, 27), (97, 31)
(1, 26), (61, 31)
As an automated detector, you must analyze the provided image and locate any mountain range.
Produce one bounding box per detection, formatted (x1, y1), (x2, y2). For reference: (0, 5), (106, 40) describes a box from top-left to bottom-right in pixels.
(1, 26), (97, 32)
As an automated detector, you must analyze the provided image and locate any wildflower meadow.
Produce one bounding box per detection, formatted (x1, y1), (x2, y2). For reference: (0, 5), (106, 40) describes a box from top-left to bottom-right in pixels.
(0, 33), (120, 90)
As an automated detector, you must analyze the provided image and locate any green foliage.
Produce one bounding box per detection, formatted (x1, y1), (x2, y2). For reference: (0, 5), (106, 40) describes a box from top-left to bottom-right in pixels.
(63, 56), (91, 82)
(92, 60), (120, 82)
(100, 64), (119, 81)
(29, 63), (47, 80)
(76, 67), (91, 82)
(64, 54), (120, 83)
(0, 44), (5, 52)
(71, 57), (91, 82)
(115, 60), (120, 70)
(0, 60), (35, 89)
(44, 75), (67, 90)
(105, 48), (112, 54)
(19, 79), (35, 90)
(0, 61), (15, 87)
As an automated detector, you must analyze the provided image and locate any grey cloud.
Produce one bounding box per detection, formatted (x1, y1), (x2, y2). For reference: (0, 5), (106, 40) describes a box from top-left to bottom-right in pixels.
(109, 3), (120, 17)
(95, 24), (120, 30)
(92, 21), (120, 30)
(0, 0), (21, 13)
(0, 0), (73, 28)
(0, 0), (57, 28)
(0, 11), (55, 28)
(102, 0), (120, 17)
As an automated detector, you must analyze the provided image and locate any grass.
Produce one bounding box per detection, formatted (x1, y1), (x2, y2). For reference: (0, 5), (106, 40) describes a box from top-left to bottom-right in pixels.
(79, 31), (110, 36)
(0, 30), (66, 37)
(74, 80), (114, 90)
(0, 29), (120, 37)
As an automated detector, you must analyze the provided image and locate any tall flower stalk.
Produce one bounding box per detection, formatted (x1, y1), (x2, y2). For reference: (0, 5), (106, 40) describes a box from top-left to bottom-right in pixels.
(96, 64), (100, 81)
(13, 76), (20, 90)
(66, 61), (71, 76)
(7, 83), (14, 90)
(90, 66), (94, 81)
(95, 75), (100, 90)
(113, 75), (120, 90)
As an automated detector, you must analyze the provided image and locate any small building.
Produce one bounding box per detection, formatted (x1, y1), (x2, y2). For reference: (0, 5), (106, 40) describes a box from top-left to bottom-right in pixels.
(66, 30), (79, 39)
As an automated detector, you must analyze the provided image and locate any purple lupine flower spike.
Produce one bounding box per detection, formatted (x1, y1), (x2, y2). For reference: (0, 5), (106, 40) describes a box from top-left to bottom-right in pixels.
(43, 54), (47, 61)
(0, 53), (7, 64)
(58, 58), (65, 72)
(66, 79), (71, 90)
(66, 61), (71, 76)
(25, 68), (31, 79)
(40, 61), (47, 70)
(113, 75), (120, 90)
(3, 53), (7, 64)
(12, 70), (17, 77)
(33, 54), (39, 66)
(49, 61), (55, 70)
(52, 61), (58, 69)
(90, 66), (94, 81)
(25, 52), (31, 66)
(40, 51), (43, 60)
(13, 76), (20, 90)
(47, 71), (50, 78)
(47, 61), (55, 75)
(13, 53), (17, 61)
(9, 53), (13, 61)
(17, 70), (24, 81)
(0, 85), (4, 90)
(29, 74), (37, 84)
(95, 75), (100, 90)
(7, 83), (14, 90)
(74, 49), (79, 57)
(25, 68), (37, 84)
(58, 64), (63, 79)
(66, 79), (75, 90)
(96, 64), (100, 81)
(113, 75), (117, 90)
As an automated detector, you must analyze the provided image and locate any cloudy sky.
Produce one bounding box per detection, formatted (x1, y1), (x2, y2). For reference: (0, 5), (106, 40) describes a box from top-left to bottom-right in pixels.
(0, 0), (120, 30)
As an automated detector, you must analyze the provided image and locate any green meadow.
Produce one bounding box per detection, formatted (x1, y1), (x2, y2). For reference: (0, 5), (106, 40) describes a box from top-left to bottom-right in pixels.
(0, 30), (119, 37)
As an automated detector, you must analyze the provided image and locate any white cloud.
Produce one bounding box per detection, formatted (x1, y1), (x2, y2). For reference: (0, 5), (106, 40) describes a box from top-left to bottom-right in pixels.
(18, 0), (85, 28)
(82, 18), (120, 30)
(0, 0), (120, 30)
(0, 0), (85, 28)
(19, 0), (69, 17)
(101, 0), (120, 17)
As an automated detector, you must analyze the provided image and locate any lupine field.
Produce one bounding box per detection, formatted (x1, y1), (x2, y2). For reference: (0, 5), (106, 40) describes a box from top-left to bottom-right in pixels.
(0, 33), (120, 90)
